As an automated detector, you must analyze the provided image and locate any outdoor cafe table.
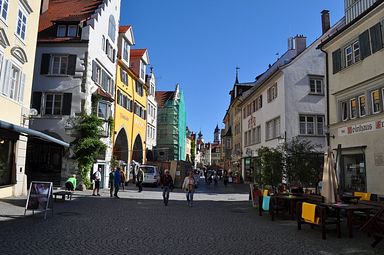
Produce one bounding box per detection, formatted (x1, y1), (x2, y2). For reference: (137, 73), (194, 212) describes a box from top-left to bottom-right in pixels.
(340, 194), (361, 204)
(271, 195), (307, 221)
(325, 203), (375, 238)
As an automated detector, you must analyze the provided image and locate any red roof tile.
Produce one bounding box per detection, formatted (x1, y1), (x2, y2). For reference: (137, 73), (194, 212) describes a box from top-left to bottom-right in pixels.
(131, 49), (147, 58)
(119, 25), (132, 33)
(38, 0), (103, 42)
(155, 91), (175, 107)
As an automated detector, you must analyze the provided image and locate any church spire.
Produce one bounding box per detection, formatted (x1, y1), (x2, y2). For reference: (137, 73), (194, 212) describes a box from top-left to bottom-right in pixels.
(235, 66), (240, 84)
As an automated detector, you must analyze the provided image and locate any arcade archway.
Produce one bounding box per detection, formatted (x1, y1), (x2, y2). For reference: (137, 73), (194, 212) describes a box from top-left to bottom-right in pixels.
(113, 128), (129, 163)
(132, 135), (143, 163)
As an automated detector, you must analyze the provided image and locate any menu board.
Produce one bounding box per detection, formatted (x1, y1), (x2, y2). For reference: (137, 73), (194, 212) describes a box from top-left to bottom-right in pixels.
(25, 181), (52, 214)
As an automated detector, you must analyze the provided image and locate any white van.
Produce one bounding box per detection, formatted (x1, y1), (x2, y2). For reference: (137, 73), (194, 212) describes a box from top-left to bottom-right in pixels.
(140, 165), (160, 186)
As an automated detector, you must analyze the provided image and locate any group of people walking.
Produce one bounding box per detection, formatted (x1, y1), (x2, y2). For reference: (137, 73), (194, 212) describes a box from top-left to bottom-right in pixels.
(66, 168), (198, 207)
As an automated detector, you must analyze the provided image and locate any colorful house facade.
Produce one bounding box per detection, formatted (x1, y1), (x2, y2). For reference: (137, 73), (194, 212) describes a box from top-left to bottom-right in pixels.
(0, 0), (48, 197)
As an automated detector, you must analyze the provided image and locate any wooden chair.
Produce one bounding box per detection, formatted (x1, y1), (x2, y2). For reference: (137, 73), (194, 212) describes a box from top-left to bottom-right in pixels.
(296, 201), (340, 240)
(360, 207), (384, 247)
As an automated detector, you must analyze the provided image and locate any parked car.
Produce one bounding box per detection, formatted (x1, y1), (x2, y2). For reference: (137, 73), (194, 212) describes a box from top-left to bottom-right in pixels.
(140, 165), (160, 186)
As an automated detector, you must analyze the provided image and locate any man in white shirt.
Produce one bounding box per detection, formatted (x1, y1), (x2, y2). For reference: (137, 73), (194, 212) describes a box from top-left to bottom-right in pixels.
(92, 168), (101, 196)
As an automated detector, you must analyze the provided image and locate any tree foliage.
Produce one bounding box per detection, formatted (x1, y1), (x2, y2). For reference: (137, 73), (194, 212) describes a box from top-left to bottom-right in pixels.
(283, 138), (323, 187)
(71, 114), (106, 188)
(256, 146), (284, 189)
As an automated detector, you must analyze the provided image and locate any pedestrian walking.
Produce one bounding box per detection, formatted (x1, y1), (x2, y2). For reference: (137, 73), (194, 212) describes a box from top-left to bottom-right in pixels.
(120, 168), (126, 191)
(109, 168), (115, 197)
(92, 168), (101, 196)
(213, 172), (218, 186)
(137, 167), (144, 192)
(160, 169), (174, 206)
(65, 174), (77, 192)
(223, 170), (229, 187)
(114, 167), (121, 198)
(182, 171), (196, 207)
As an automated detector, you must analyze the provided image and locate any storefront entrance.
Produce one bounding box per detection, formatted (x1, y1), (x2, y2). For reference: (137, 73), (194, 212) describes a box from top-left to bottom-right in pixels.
(340, 153), (366, 192)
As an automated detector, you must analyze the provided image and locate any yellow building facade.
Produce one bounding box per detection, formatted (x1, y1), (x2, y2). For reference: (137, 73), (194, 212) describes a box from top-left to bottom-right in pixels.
(113, 26), (148, 166)
(0, 0), (43, 197)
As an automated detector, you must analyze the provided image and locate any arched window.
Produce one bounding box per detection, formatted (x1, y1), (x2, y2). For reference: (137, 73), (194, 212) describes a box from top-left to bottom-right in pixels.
(108, 15), (116, 42)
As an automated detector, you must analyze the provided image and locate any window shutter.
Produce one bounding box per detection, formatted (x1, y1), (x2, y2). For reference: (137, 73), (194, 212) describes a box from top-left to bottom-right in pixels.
(332, 49), (342, 74)
(359, 30), (371, 59)
(370, 22), (383, 54)
(92, 60), (96, 81)
(1, 60), (11, 96)
(62, 93), (72, 115)
(18, 73), (26, 102)
(40, 54), (51, 74)
(111, 80), (115, 97)
(0, 59), (8, 94)
(67, 55), (77, 75)
(117, 90), (121, 104)
(32, 92), (42, 114)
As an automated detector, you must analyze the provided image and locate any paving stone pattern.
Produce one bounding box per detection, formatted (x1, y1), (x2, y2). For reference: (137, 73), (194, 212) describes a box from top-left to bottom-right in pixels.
(0, 183), (383, 255)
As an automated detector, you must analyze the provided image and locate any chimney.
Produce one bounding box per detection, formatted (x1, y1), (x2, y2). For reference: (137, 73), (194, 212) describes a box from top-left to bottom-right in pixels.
(321, 10), (330, 34)
(294, 35), (307, 55)
(41, 0), (49, 14)
(287, 37), (294, 50)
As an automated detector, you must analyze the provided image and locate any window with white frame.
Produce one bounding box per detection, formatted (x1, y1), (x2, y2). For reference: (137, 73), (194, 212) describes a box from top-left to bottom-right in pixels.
(51, 55), (68, 75)
(98, 101), (111, 120)
(350, 98), (357, 119)
(266, 117), (280, 140)
(267, 83), (277, 102)
(57, 25), (66, 37)
(299, 115), (324, 135)
(16, 8), (27, 40)
(9, 64), (21, 100)
(372, 89), (381, 114)
(140, 61), (145, 80)
(341, 101), (348, 121)
(0, 0), (9, 21)
(358, 95), (366, 117)
(120, 68), (128, 85)
(44, 93), (62, 115)
(345, 41), (360, 66)
(123, 39), (129, 61)
(256, 95), (262, 110)
(309, 77), (324, 95)
(136, 81), (143, 96)
(67, 25), (77, 37)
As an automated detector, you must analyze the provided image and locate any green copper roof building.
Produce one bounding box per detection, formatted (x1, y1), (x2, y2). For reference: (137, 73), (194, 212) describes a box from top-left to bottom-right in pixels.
(155, 84), (186, 161)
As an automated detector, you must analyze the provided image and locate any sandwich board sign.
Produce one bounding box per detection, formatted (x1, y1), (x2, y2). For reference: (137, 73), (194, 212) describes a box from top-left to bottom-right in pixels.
(25, 181), (53, 220)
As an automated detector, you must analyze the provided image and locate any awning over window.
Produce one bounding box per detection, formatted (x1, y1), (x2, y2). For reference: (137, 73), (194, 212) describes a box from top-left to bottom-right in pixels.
(0, 120), (70, 147)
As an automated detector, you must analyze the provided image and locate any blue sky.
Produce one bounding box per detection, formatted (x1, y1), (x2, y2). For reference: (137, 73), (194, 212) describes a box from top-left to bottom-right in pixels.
(121, 0), (344, 142)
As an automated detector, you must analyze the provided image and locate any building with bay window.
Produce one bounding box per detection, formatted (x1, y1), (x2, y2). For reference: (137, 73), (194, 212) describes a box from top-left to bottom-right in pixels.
(319, 0), (384, 194)
(28, 0), (120, 188)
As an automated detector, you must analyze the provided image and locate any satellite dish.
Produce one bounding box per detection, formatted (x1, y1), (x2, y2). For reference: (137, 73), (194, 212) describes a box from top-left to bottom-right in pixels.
(29, 108), (38, 116)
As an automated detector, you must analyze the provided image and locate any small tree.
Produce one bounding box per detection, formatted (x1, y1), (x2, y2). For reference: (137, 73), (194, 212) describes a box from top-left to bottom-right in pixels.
(256, 146), (284, 189)
(71, 114), (106, 188)
(283, 138), (322, 188)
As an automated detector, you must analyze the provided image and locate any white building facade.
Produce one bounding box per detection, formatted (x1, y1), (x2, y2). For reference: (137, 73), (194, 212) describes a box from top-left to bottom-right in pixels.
(240, 34), (329, 182)
(146, 69), (157, 161)
(29, 0), (121, 187)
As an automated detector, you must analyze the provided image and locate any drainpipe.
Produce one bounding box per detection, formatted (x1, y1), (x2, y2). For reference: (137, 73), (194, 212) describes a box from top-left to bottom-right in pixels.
(320, 47), (330, 146)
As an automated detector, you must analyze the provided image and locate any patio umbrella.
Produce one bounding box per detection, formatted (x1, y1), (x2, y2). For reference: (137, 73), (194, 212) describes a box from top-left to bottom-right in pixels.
(321, 147), (338, 204)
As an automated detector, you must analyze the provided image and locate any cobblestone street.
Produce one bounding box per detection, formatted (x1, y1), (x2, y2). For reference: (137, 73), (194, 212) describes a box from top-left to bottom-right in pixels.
(0, 182), (383, 255)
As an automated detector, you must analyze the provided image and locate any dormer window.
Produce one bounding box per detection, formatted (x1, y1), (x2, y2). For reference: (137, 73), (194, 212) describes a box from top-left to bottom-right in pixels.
(57, 25), (66, 37)
(67, 25), (77, 37)
(56, 24), (78, 38)
(140, 61), (145, 80)
(123, 39), (129, 62)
